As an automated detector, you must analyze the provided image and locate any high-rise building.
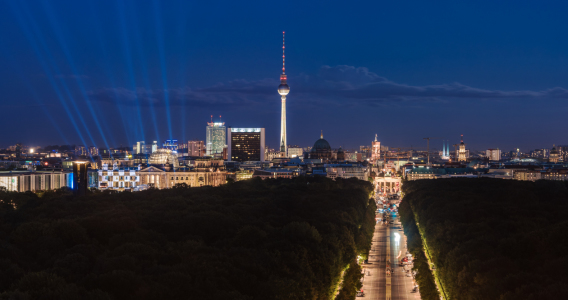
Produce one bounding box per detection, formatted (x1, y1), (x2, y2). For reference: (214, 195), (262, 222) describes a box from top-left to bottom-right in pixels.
(75, 146), (87, 156)
(458, 135), (467, 162)
(89, 146), (99, 156)
(227, 128), (265, 162)
(372, 134), (381, 163)
(206, 120), (226, 156)
(278, 32), (290, 156)
(486, 149), (501, 161)
(163, 140), (178, 152)
(135, 141), (146, 154)
(152, 141), (158, 153)
(73, 161), (88, 196)
(188, 140), (206, 157)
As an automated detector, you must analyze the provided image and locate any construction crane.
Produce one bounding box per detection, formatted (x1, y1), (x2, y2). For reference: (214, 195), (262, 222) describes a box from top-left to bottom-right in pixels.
(423, 137), (443, 165)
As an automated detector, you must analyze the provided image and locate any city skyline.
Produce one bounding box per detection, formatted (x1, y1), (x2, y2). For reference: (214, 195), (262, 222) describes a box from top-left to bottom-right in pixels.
(1, 1), (568, 151)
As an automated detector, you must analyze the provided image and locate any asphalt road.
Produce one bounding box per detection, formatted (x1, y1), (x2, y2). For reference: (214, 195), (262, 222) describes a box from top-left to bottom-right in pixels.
(361, 220), (421, 300)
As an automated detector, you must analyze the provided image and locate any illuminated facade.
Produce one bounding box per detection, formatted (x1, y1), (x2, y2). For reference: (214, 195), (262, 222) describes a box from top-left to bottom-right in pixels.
(206, 122), (226, 156)
(287, 147), (303, 158)
(187, 140), (206, 156)
(371, 134), (381, 163)
(278, 32), (290, 156)
(549, 145), (560, 163)
(163, 140), (178, 151)
(98, 164), (141, 190)
(134, 141), (146, 154)
(148, 149), (179, 168)
(0, 171), (72, 192)
(458, 135), (467, 162)
(152, 141), (158, 153)
(486, 149), (501, 161)
(227, 128), (265, 162)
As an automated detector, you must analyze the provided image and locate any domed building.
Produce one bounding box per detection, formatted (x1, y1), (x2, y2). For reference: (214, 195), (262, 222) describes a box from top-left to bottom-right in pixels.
(336, 146), (345, 161)
(550, 145), (560, 163)
(148, 149), (179, 168)
(310, 131), (332, 160)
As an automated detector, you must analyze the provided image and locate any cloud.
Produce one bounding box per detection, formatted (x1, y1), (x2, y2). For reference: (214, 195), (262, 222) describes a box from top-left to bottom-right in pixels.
(86, 65), (568, 107)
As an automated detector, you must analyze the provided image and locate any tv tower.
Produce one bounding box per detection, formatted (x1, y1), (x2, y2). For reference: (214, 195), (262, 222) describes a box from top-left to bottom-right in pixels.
(278, 31), (290, 155)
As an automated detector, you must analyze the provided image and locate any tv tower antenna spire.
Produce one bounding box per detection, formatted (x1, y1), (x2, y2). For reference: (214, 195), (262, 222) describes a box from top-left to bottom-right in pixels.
(278, 31), (290, 156)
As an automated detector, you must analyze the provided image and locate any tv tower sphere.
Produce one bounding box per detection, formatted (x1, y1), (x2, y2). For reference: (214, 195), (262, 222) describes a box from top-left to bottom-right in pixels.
(278, 81), (290, 95)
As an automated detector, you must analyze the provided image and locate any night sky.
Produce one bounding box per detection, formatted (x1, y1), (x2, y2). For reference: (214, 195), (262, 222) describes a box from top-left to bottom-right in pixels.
(1, 0), (567, 152)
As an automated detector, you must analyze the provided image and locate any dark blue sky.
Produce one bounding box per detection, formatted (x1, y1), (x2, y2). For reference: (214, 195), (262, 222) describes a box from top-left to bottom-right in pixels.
(1, 0), (567, 151)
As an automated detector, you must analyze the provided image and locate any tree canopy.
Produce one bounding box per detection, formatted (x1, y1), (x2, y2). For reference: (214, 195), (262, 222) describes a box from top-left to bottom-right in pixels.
(0, 176), (373, 300)
(401, 178), (568, 300)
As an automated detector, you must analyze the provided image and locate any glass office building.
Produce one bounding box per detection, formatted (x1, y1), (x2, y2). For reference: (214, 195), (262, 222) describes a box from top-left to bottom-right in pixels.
(206, 122), (226, 156)
(227, 128), (265, 162)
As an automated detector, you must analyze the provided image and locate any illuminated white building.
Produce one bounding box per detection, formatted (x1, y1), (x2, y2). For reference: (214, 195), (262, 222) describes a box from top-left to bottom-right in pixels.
(287, 147), (303, 158)
(206, 121), (226, 156)
(371, 134), (381, 163)
(458, 135), (467, 162)
(486, 149), (501, 161)
(148, 149), (179, 168)
(0, 171), (72, 192)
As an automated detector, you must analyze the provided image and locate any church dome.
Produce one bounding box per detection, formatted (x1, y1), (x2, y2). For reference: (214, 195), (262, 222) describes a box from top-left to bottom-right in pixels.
(312, 138), (331, 152)
(551, 145), (559, 154)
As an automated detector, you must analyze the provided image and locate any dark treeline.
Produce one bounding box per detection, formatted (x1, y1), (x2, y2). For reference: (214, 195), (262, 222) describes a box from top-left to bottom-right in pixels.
(402, 178), (568, 300)
(398, 199), (440, 300)
(0, 176), (374, 300)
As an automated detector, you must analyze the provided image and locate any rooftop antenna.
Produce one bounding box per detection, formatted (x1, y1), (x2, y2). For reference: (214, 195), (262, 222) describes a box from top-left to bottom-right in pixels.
(210, 115), (213, 123)
(219, 115), (222, 123)
(282, 31), (285, 74)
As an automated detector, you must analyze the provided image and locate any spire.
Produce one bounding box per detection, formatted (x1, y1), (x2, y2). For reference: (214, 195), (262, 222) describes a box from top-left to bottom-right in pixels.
(282, 31), (285, 75)
(321, 130), (323, 139)
(460, 134), (464, 144)
(375, 134), (377, 142)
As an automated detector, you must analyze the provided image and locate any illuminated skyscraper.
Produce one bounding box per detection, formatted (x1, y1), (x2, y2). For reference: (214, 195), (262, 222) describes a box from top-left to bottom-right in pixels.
(206, 117), (226, 156)
(163, 140), (178, 152)
(135, 141), (146, 154)
(152, 141), (158, 153)
(278, 32), (290, 156)
(227, 128), (265, 162)
(458, 135), (467, 162)
(371, 134), (381, 163)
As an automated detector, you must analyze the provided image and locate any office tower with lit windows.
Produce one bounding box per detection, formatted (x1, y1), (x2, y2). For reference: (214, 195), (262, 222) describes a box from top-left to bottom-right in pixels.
(134, 141), (146, 154)
(227, 128), (265, 162)
(206, 120), (226, 156)
(89, 146), (99, 156)
(152, 141), (158, 153)
(163, 140), (178, 152)
(188, 140), (206, 157)
(371, 134), (381, 163)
